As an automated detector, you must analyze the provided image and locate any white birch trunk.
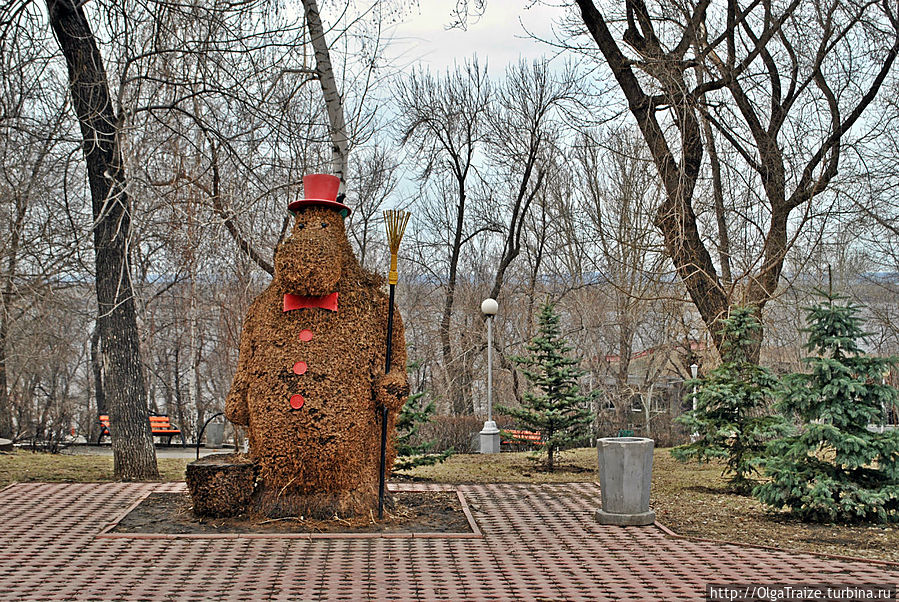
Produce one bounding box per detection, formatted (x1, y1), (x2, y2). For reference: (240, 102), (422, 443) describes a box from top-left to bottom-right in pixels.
(302, 0), (349, 196)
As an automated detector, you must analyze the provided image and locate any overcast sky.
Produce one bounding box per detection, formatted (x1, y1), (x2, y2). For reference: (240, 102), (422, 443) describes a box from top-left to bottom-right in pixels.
(384, 1), (566, 75)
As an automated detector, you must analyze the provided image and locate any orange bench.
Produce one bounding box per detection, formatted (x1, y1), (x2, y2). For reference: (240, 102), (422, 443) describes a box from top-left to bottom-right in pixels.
(501, 429), (544, 450)
(98, 414), (185, 446)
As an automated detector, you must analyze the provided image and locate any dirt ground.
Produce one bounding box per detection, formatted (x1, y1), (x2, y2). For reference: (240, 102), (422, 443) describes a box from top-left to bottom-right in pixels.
(111, 490), (472, 535)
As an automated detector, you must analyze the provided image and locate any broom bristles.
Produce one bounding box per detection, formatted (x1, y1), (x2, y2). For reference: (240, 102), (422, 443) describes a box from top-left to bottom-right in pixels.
(384, 210), (410, 254)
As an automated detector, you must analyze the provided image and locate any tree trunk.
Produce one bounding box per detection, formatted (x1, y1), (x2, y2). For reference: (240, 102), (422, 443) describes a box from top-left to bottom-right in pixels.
(547, 447), (554, 472)
(701, 117), (732, 287)
(644, 383), (654, 435)
(488, 163), (543, 303)
(303, 0), (348, 193)
(47, 0), (158, 479)
(193, 335), (205, 442)
(90, 326), (106, 415)
(0, 308), (11, 440)
(174, 346), (186, 438)
(442, 179), (469, 415)
(574, 0), (730, 353)
(0, 194), (26, 439)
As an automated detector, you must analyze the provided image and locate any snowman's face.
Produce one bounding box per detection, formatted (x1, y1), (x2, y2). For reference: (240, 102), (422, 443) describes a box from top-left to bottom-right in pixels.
(275, 207), (346, 296)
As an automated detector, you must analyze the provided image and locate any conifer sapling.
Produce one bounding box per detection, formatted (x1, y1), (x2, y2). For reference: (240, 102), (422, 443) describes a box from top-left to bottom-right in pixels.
(672, 307), (787, 494)
(498, 301), (594, 472)
(754, 292), (899, 523)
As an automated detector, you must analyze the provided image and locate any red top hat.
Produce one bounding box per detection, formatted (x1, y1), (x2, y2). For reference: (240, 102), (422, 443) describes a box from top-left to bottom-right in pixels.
(288, 173), (351, 215)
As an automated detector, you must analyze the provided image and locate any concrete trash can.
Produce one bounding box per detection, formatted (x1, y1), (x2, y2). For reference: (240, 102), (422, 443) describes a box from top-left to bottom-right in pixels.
(595, 436), (655, 526)
(205, 422), (225, 448)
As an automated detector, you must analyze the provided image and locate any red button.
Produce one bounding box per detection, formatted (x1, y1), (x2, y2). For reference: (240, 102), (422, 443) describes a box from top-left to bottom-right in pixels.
(299, 329), (313, 342)
(293, 361), (307, 375)
(289, 394), (305, 410)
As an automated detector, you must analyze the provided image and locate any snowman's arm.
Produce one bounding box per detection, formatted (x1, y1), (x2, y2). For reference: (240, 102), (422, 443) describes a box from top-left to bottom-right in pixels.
(376, 307), (409, 412)
(388, 308), (407, 377)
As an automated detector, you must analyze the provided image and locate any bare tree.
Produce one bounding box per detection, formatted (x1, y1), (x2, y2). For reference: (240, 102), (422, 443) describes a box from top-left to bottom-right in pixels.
(45, 0), (158, 478)
(303, 0), (349, 195)
(346, 145), (400, 269)
(395, 60), (491, 414)
(0, 0), (394, 459)
(0, 3), (81, 440)
(484, 60), (577, 303)
(576, 127), (670, 395)
(568, 0), (899, 360)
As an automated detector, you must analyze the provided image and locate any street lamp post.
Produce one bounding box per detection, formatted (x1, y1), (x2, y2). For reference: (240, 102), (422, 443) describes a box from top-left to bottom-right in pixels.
(479, 298), (500, 454)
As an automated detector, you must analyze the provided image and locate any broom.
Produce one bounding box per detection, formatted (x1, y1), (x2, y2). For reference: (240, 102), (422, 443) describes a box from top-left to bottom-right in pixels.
(379, 209), (410, 519)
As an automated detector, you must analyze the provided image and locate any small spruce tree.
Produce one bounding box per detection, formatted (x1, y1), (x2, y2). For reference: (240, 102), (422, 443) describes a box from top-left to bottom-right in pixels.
(394, 390), (452, 471)
(498, 301), (594, 472)
(672, 307), (787, 494)
(753, 292), (899, 523)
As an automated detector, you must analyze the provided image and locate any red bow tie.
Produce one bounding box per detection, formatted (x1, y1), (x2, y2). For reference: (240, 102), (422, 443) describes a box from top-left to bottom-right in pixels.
(283, 292), (339, 312)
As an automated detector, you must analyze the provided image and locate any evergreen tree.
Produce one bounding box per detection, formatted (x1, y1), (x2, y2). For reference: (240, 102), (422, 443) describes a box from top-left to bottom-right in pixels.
(498, 301), (594, 471)
(672, 307), (787, 494)
(754, 292), (899, 523)
(394, 389), (452, 471)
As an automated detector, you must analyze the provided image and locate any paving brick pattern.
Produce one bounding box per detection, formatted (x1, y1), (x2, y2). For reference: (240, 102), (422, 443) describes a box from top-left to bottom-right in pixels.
(0, 481), (895, 601)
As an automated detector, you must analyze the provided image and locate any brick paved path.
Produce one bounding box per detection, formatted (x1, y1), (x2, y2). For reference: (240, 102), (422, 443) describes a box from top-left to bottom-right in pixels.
(0, 481), (895, 601)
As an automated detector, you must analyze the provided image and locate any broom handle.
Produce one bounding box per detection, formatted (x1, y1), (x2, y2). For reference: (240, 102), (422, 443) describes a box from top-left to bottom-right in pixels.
(378, 283), (396, 519)
(385, 284), (395, 374)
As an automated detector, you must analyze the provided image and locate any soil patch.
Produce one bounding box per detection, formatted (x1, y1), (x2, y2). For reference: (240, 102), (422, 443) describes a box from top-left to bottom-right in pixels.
(111, 490), (473, 535)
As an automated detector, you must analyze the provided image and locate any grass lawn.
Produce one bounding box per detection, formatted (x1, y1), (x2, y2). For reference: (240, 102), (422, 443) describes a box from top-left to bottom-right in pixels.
(0, 451), (190, 485)
(1, 446), (896, 563)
